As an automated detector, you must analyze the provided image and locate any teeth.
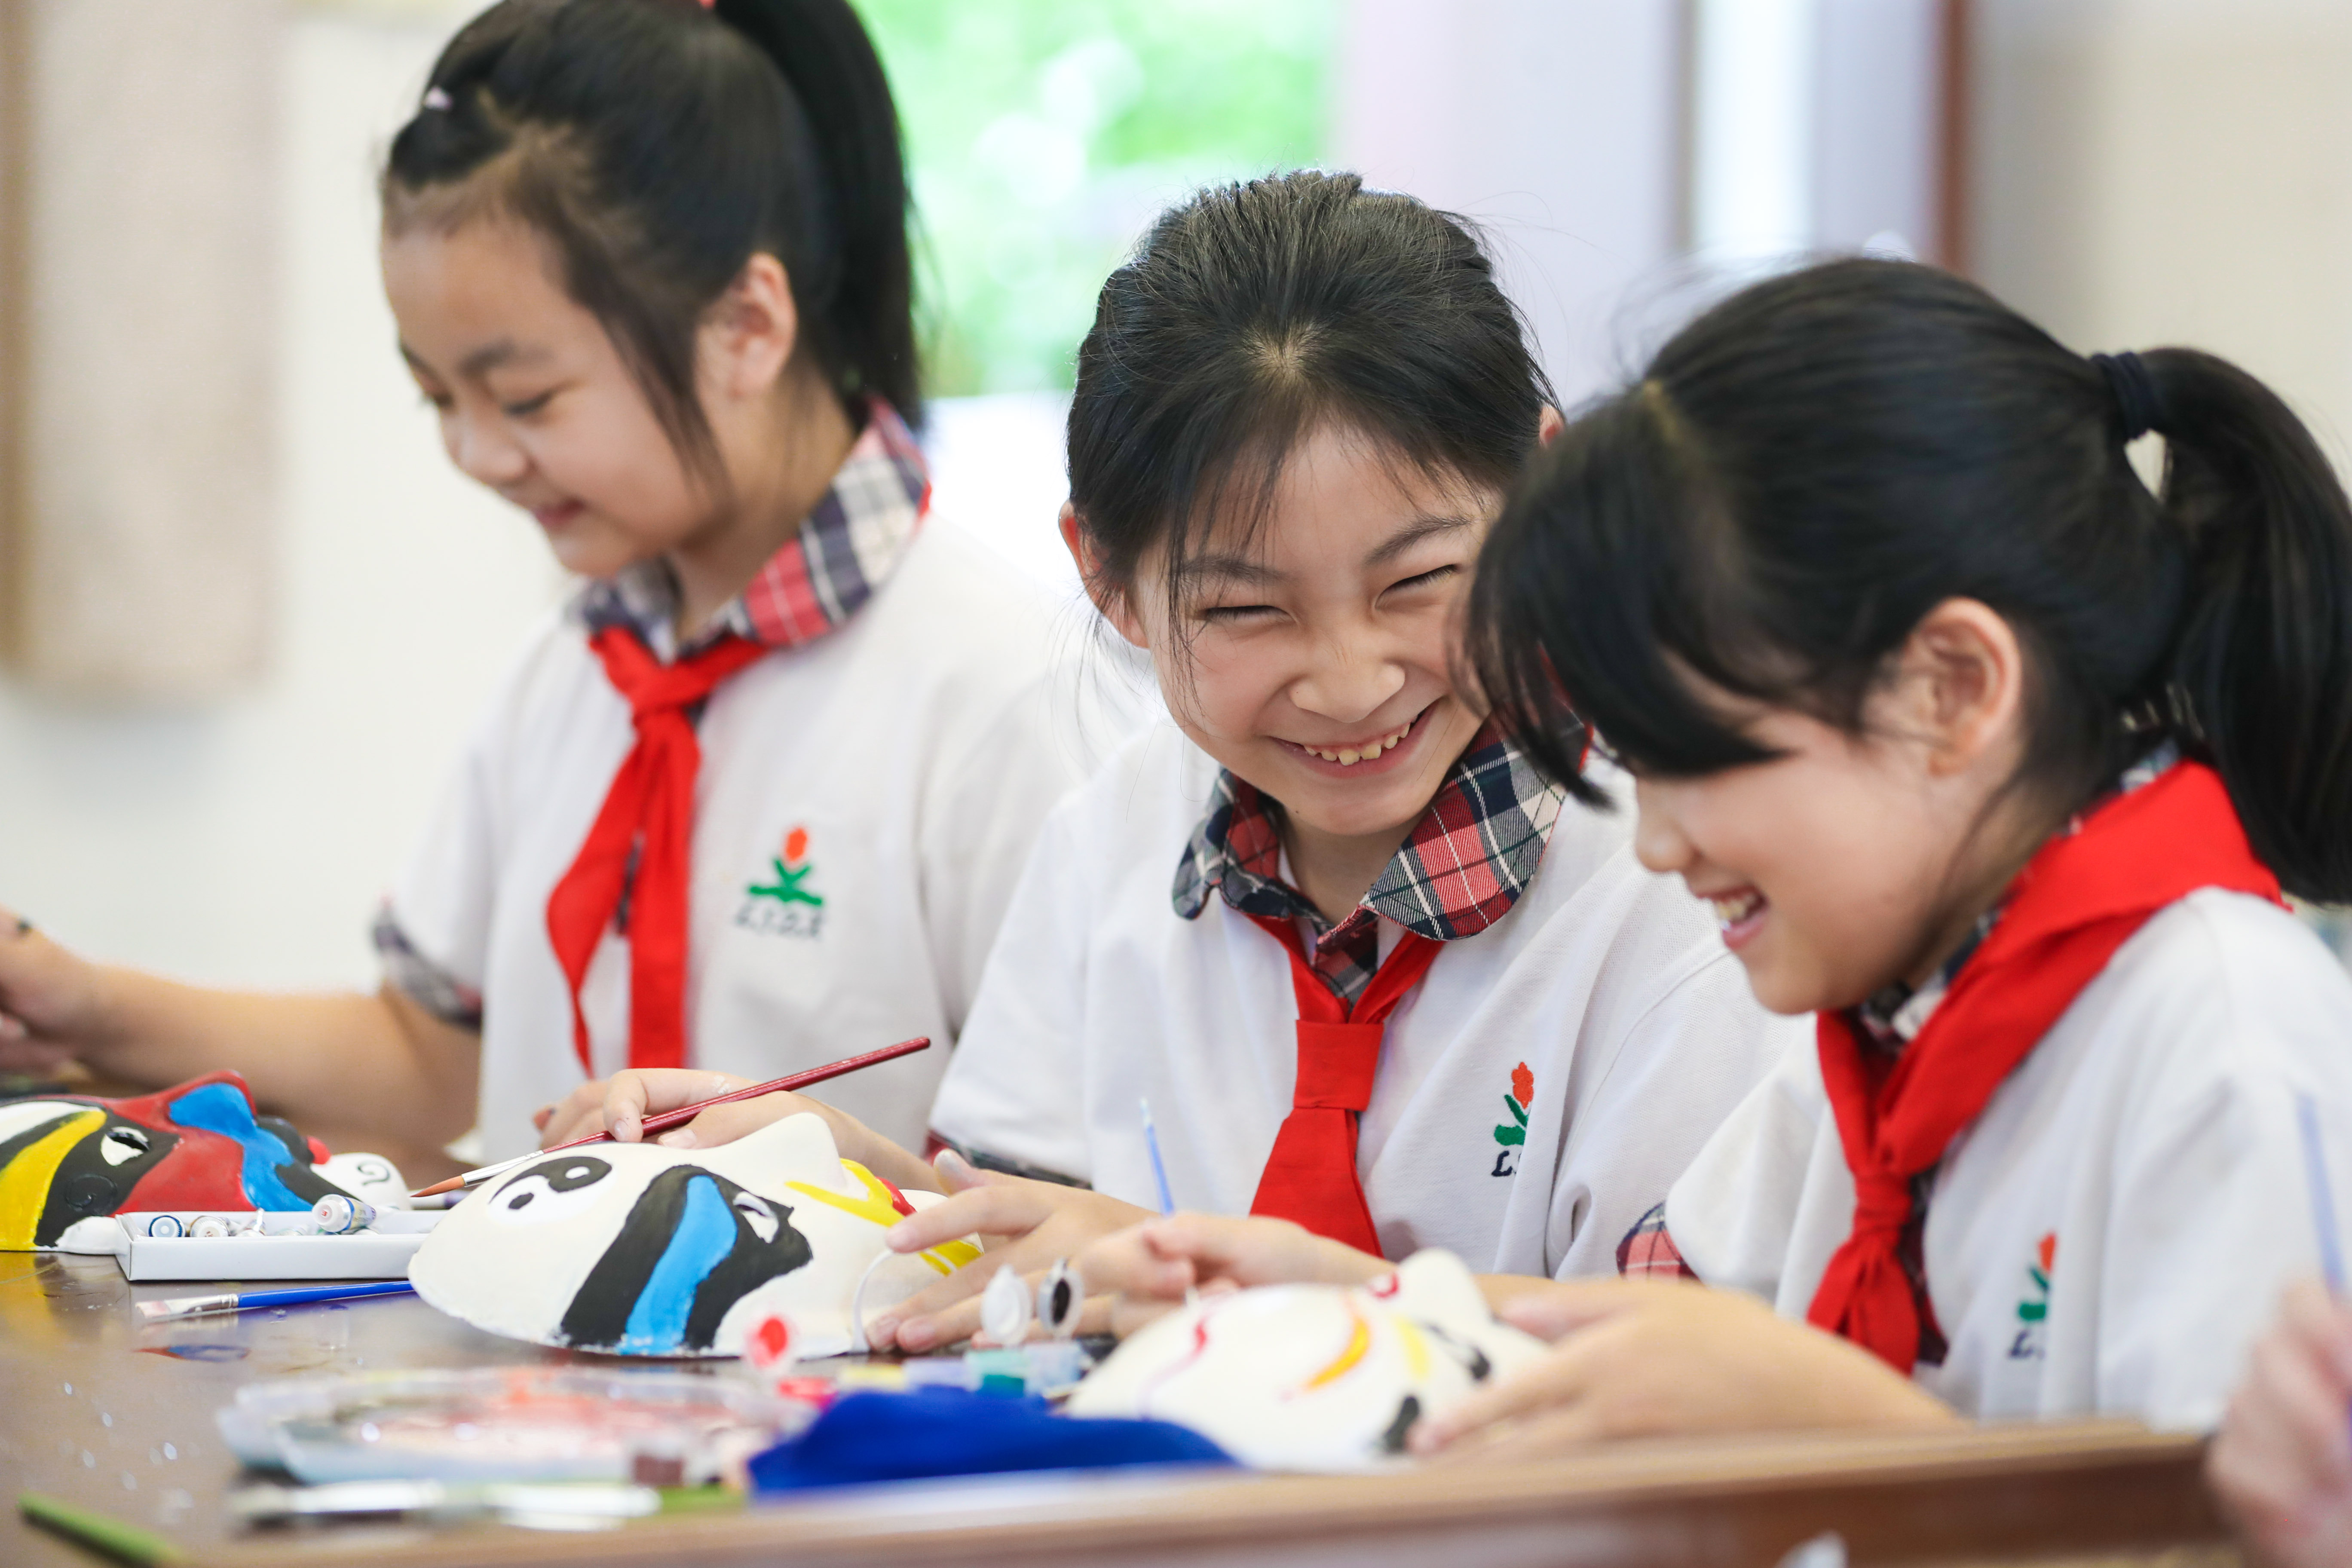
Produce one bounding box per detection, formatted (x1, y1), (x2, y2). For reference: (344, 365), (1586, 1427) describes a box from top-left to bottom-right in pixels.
(1303, 721), (1412, 766)
(1711, 891), (1764, 928)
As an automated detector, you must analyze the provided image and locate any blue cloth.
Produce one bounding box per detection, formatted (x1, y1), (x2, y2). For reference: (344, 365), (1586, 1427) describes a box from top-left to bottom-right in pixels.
(747, 1389), (1236, 1493)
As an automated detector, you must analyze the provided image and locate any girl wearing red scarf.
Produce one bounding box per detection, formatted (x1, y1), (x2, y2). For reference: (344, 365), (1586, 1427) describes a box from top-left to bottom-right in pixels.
(1387, 258), (2352, 1451)
(0, 0), (1094, 1179)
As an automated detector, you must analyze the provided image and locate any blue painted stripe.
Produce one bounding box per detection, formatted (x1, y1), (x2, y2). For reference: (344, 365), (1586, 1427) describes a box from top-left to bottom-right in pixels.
(619, 1176), (737, 1354)
(165, 1083), (310, 1210)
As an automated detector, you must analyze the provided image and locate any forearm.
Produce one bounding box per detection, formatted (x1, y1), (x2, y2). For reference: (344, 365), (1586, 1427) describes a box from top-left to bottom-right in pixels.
(83, 971), (478, 1150)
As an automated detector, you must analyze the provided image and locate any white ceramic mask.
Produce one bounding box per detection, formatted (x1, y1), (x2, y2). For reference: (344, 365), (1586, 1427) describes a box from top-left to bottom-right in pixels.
(408, 1113), (977, 1357)
(1064, 1249), (1546, 1470)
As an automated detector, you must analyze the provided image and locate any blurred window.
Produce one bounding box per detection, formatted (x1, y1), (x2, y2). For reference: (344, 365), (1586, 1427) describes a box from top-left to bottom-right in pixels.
(855, 0), (1335, 395)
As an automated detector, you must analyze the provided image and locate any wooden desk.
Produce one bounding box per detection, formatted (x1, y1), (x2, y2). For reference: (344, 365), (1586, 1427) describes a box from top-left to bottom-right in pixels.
(0, 1251), (2236, 1568)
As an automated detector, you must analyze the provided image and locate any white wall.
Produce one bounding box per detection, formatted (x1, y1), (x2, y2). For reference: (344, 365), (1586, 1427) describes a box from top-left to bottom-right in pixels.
(0, 14), (561, 992)
(1334, 0), (1688, 407)
(1973, 0), (2352, 465)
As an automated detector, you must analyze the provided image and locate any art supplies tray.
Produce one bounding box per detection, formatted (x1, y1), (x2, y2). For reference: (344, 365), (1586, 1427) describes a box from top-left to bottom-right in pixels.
(216, 1366), (813, 1484)
(58, 1210), (442, 1282)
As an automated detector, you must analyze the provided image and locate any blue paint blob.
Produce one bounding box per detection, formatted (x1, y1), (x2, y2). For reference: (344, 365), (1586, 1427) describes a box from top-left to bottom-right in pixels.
(165, 1083), (309, 1210)
(617, 1175), (736, 1354)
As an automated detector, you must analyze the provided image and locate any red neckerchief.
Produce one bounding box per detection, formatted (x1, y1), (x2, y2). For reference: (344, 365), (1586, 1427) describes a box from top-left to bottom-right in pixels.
(1245, 913), (1442, 1255)
(1808, 761), (2282, 1371)
(544, 628), (768, 1075)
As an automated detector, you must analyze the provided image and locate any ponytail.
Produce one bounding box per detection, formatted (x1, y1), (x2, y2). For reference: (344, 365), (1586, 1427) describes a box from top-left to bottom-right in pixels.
(1474, 259), (2352, 902)
(383, 0), (921, 481)
(2144, 349), (2352, 900)
(714, 0), (919, 423)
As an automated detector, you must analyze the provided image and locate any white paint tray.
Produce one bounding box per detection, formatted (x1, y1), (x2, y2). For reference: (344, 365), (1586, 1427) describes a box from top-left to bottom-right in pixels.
(58, 1210), (443, 1281)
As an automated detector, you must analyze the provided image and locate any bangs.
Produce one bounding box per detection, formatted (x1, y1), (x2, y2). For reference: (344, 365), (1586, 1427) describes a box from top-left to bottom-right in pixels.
(1470, 389), (1785, 800)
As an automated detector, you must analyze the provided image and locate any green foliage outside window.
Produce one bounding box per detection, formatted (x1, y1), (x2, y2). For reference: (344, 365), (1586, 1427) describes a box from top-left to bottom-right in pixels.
(852, 0), (1334, 395)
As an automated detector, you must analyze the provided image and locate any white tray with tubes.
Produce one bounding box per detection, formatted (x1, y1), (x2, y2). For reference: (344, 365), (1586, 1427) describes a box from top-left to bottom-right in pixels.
(54, 1209), (442, 1282)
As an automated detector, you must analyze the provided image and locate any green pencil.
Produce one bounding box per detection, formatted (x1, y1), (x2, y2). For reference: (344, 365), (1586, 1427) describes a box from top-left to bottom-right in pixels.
(19, 1492), (184, 1566)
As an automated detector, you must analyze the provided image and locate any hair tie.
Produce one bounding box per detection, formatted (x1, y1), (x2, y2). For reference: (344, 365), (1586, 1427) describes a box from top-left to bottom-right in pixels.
(2091, 351), (2163, 441)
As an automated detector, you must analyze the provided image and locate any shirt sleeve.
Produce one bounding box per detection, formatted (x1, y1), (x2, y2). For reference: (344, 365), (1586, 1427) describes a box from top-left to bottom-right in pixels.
(926, 791), (1098, 1184)
(913, 667), (1105, 1042)
(1662, 1027), (1834, 1305)
(1545, 952), (1814, 1280)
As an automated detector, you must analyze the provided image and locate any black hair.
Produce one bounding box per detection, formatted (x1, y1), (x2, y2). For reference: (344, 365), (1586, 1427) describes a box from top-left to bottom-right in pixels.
(382, 0), (920, 482)
(1066, 170), (1554, 625)
(1472, 258), (2352, 902)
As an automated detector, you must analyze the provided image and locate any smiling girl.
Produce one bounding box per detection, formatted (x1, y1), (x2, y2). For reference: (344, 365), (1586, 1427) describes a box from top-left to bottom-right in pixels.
(584, 172), (1803, 1351)
(0, 0), (1093, 1174)
(1397, 257), (2352, 1452)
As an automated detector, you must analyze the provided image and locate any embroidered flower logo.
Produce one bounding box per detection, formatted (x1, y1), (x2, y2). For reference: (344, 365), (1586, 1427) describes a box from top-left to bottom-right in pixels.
(1491, 1062), (1534, 1177)
(2018, 1232), (2055, 1322)
(734, 825), (826, 940)
(2009, 1231), (2055, 1361)
(747, 826), (823, 909)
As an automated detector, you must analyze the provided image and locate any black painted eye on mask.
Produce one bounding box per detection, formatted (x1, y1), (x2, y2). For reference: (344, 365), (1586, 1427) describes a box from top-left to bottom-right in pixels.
(487, 1156), (613, 1226)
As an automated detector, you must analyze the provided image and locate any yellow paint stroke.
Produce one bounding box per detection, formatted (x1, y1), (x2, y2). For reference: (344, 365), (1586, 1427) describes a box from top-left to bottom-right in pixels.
(1393, 1314), (1432, 1381)
(784, 1161), (982, 1275)
(786, 1160), (907, 1228)
(0, 1109), (102, 1249)
(1295, 1302), (1373, 1394)
(918, 1239), (982, 1276)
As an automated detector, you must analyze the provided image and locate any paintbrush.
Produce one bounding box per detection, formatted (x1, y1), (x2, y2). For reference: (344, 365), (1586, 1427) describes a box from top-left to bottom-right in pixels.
(411, 1035), (931, 1198)
(136, 1280), (416, 1323)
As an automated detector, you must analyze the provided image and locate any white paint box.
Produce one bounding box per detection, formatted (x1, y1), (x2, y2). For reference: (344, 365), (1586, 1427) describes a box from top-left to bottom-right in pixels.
(59, 1210), (443, 1281)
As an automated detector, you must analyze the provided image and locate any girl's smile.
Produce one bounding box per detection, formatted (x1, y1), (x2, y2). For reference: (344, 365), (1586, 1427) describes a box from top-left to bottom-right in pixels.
(1276, 699), (1436, 778)
(1703, 886), (1769, 949)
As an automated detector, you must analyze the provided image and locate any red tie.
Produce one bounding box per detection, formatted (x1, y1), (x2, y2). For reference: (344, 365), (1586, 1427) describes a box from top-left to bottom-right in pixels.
(1245, 912), (1443, 1256)
(1806, 762), (2282, 1372)
(545, 625), (769, 1077)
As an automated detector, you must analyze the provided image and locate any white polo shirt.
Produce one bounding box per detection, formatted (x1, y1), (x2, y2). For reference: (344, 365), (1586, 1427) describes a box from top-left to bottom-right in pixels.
(1666, 888), (2352, 1430)
(930, 725), (1806, 1278)
(388, 519), (1108, 1161)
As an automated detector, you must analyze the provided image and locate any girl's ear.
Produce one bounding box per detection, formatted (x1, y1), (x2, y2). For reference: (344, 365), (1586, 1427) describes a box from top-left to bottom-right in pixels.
(1061, 502), (1149, 649)
(701, 252), (800, 403)
(1903, 597), (2027, 778)
(1537, 404), (1566, 446)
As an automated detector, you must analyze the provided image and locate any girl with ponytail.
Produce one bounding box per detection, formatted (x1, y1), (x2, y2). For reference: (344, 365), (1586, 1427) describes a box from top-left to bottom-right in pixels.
(1403, 257), (2352, 1450)
(0, 0), (1095, 1176)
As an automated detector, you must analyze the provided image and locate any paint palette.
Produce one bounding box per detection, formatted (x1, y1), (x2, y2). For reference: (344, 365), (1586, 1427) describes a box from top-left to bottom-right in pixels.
(410, 1112), (982, 1359)
(1066, 1250), (1548, 1471)
(215, 1365), (812, 1483)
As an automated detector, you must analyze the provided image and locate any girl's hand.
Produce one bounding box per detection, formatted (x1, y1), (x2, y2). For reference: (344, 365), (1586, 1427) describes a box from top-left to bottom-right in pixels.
(1077, 1212), (1390, 1335)
(864, 1151), (1157, 1352)
(2209, 1279), (2352, 1568)
(1409, 1278), (1960, 1459)
(535, 1069), (753, 1148)
(0, 908), (110, 1075)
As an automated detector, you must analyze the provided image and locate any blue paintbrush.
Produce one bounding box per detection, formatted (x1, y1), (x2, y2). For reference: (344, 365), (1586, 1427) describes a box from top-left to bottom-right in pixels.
(1140, 1097), (1176, 1216)
(136, 1280), (416, 1323)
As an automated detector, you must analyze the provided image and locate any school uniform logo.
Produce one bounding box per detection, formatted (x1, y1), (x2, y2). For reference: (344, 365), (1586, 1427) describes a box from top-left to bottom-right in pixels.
(1491, 1063), (1534, 1178)
(734, 825), (826, 940)
(2008, 1231), (2055, 1360)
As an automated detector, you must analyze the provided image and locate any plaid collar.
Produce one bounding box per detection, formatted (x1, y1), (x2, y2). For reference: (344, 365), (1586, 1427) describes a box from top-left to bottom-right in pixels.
(1173, 716), (1565, 1003)
(575, 399), (929, 661)
(1852, 742), (2182, 1051)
